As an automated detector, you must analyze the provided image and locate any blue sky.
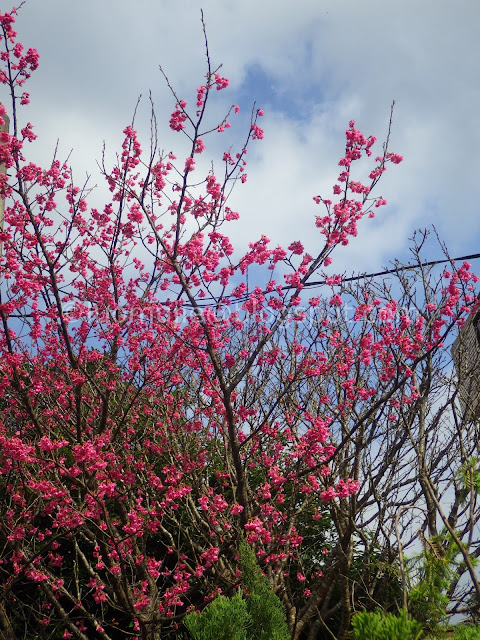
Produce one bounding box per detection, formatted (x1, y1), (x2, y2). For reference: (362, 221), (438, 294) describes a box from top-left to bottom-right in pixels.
(3, 0), (480, 278)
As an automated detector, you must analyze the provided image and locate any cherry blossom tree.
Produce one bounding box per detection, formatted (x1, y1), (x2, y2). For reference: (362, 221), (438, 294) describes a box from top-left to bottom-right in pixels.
(0, 5), (478, 640)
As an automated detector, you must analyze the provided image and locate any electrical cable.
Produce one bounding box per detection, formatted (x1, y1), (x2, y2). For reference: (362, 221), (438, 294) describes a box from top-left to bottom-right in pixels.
(180, 252), (480, 308)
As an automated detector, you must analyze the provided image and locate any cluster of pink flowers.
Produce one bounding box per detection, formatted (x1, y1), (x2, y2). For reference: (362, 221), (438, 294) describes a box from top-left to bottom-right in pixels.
(320, 479), (360, 502)
(169, 101), (188, 131)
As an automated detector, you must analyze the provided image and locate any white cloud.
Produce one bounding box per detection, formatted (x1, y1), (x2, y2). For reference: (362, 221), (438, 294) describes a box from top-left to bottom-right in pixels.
(2, 0), (479, 278)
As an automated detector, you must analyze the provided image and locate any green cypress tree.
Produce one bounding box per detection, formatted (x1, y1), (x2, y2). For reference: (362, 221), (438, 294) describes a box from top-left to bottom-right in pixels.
(239, 541), (290, 640)
(183, 541), (290, 640)
(184, 592), (250, 640)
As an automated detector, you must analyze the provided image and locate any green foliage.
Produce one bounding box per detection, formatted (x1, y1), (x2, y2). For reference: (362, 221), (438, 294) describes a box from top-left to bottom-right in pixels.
(184, 592), (250, 640)
(407, 533), (457, 627)
(239, 540), (290, 640)
(408, 557), (449, 627)
(351, 609), (423, 640)
(183, 541), (290, 640)
(454, 624), (480, 640)
(459, 458), (480, 502)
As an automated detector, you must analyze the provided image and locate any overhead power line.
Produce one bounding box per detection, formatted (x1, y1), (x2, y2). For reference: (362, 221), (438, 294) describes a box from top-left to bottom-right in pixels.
(182, 251), (480, 309)
(297, 252), (480, 291)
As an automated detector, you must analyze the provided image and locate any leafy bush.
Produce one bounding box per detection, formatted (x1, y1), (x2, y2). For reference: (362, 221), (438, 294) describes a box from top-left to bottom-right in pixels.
(184, 592), (250, 640)
(184, 541), (289, 640)
(406, 532), (455, 628)
(454, 624), (480, 640)
(351, 609), (423, 640)
(238, 541), (289, 640)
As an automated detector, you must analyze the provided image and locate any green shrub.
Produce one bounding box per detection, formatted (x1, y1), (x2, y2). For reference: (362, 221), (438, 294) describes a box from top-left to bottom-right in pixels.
(454, 624), (480, 640)
(183, 541), (290, 640)
(407, 541), (452, 628)
(351, 609), (423, 640)
(184, 592), (250, 640)
(238, 541), (290, 640)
